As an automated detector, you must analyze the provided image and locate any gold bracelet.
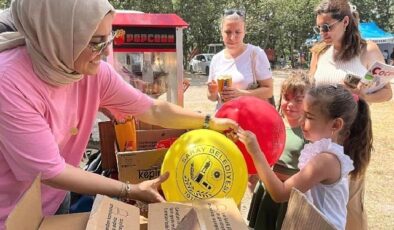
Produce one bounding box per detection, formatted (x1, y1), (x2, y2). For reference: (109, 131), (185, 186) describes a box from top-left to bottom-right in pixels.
(119, 181), (133, 201)
(124, 181), (132, 199)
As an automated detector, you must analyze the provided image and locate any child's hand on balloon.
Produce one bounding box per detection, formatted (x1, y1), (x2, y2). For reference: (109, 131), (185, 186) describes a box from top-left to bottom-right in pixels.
(224, 129), (239, 142)
(237, 127), (261, 157)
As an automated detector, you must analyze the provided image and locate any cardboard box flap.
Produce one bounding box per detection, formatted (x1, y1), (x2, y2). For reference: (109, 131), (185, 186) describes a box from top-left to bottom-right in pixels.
(86, 194), (140, 230)
(282, 188), (336, 230)
(39, 212), (90, 230)
(6, 176), (43, 230)
(148, 203), (193, 230)
(192, 198), (248, 230)
(175, 209), (200, 230)
(148, 198), (248, 230)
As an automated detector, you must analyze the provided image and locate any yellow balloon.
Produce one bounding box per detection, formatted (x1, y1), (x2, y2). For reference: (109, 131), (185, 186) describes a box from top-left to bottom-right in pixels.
(161, 129), (248, 205)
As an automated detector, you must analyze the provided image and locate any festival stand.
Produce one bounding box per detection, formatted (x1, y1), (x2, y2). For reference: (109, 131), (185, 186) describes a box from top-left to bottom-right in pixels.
(108, 12), (189, 106)
(99, 12), (189, 177)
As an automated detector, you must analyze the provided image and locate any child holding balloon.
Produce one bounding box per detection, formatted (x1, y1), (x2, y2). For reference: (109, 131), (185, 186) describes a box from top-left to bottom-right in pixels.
(248, 72), (311, 230)
(238, 84), (372, 230)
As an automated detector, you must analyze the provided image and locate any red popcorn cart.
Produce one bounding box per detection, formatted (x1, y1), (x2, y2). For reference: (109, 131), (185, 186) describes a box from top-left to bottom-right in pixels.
(108, 11), (189, 106)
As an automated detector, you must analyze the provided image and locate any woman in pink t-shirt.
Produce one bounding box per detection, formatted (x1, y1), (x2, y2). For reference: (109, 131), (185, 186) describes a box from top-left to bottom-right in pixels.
(0, 0), (238, 227)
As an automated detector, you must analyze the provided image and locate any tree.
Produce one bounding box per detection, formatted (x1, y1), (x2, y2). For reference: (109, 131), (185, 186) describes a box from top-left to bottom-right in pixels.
(353, 0), (393, 32)
(0, 0), (11, 9)
(4, 0), (391, 68)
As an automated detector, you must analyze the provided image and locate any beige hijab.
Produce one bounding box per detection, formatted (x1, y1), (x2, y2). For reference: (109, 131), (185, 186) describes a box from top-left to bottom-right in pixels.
(0, 0), (114, 86)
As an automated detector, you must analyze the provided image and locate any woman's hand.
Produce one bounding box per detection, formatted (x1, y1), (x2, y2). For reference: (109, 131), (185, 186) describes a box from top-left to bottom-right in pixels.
(237, 127), (261, 157)
(221, 87), (242, 102)
(345, 82), (367, 99)
(210, 117), (238, 133)
(130, 172), (169, 203)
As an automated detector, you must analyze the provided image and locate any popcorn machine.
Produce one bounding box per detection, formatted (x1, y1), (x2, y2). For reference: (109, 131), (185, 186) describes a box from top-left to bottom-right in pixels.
(109, 12), (189, 106)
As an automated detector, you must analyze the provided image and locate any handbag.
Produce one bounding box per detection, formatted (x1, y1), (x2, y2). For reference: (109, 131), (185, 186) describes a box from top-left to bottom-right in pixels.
(247, 49), (260, 90)
(248, 47), (276, 107)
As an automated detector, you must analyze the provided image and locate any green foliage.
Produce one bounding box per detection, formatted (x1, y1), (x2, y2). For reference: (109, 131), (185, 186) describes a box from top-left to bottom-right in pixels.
(0, 0), (11, 9)
(2, 0), (391, 65)
(108, 0), (392, 67)
(352, 0), (393, 32)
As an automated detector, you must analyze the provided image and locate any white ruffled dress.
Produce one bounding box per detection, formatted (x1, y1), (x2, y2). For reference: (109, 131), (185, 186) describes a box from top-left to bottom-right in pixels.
(298, 138), (354, 230)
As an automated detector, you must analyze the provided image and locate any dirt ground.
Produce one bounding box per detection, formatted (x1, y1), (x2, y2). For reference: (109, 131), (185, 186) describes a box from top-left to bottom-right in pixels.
(182, 70), (394, 229)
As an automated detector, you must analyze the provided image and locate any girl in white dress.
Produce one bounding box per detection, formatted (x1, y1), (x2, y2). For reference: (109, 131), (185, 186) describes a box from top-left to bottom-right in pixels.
(238, 84), (372, 230)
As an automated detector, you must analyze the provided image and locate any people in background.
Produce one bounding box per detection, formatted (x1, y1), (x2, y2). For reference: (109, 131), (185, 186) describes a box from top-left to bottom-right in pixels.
(309, 0), (392, 104)
(382, 49), (389, 64)
(309, 1), (391, 229)
(207, 9), (273, 109)
(0, 0), (238, 227)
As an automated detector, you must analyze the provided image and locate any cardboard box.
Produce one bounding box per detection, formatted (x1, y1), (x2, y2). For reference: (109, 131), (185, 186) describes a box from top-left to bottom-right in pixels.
(6, 176), (248, 230)
(117, 148), (168, 184)
(85, 195), (140, 230)
(98, 120), (185, 170)
(116, 128), (185, 184)
(135, 120), (164, 130)
(282, 188), (335, 230)
(136, 129), (186, 150)
(5, 175), (90, 230)
(6, 176), (141, 230)
(148, 198), (248, 230)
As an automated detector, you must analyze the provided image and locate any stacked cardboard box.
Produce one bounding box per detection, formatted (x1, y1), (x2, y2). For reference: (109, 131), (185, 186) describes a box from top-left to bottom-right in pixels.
(6, 176), (248, 230)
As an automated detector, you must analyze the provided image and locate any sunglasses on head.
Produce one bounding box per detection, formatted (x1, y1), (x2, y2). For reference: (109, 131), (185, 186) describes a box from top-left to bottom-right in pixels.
(224, 9), (245, 17)
(313, 19), (342, 34)
(88, 31), (118, 54)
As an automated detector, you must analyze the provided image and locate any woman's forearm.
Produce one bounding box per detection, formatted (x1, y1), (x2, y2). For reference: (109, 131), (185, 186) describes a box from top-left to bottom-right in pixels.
(364, 84), (393, 103)
(43, 164), (124, 198)
(135, 100), (206, 129)
(241, 78), (273, 100)
(242, 86), (273, 100)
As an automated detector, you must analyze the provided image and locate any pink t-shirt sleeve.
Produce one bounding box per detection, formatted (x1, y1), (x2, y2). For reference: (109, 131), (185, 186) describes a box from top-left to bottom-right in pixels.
(97, 62), (154, 120)
(0, 75), (65, 181)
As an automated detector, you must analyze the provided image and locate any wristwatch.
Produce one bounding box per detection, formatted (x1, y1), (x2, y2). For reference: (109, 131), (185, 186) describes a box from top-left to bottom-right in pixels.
(203, 114), (211, 129)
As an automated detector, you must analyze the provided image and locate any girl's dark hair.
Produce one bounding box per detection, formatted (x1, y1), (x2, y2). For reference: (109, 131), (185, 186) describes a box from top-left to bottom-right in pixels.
(308, 85), (372, 179)
(277, 71), (311, 115)
(312, 0), (367, 61)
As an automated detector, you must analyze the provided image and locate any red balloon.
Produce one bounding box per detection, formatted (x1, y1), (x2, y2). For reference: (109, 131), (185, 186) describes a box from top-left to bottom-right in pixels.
(216, 96), (286, 174)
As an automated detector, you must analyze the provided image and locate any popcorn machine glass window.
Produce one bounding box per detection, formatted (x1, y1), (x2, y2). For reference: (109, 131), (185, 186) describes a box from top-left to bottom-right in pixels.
(113, 52), (176, 99)
(109, 13), (188, 106)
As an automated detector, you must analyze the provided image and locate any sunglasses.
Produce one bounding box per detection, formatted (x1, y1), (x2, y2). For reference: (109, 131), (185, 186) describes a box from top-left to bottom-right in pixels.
(224, 9), (245, 17)
(88, 31), (118, 54)
(313, 19), (342, 34)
